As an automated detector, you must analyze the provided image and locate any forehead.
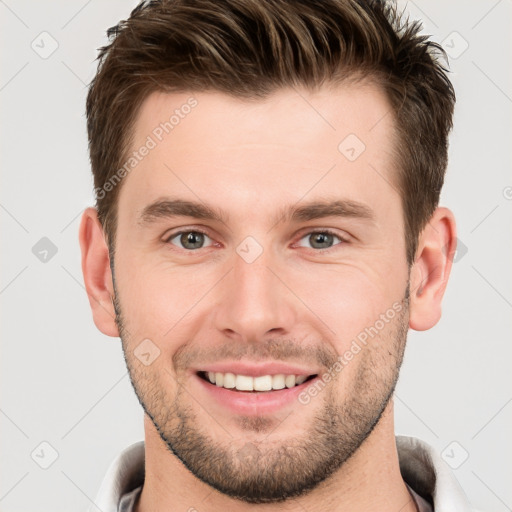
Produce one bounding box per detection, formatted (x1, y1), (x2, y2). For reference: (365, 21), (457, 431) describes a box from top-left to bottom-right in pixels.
(132, 83), (393, 154)
(118, 83), (399, 227)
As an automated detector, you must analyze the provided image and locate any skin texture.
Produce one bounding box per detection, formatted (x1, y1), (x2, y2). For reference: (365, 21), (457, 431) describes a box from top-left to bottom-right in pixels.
(79, 83), (457, 512)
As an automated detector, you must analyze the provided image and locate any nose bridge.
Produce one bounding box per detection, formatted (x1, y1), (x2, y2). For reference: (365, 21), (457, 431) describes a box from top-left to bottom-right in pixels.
(213, 244), (296, 341)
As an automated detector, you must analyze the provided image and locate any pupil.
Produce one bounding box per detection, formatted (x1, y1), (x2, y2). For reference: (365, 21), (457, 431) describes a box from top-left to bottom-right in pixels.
(181, 232), (204, 249)
(311, 232), (333, 249)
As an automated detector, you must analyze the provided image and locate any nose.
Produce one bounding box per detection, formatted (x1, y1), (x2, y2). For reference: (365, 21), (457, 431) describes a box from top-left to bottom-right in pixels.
(213, 248), (297, 343)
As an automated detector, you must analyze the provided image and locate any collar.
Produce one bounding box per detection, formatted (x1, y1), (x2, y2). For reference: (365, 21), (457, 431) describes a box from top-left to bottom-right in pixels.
(89, 435), (474, 512)
(395, 435), (473, 512)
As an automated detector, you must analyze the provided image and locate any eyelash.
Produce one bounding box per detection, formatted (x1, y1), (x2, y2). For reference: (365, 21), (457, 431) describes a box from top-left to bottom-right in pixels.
(294, 229), (348, 252)
(164, 228), (349, 253)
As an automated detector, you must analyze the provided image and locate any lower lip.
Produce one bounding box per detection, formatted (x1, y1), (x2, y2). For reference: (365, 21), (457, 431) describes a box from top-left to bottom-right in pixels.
(193, 373), (319, 416)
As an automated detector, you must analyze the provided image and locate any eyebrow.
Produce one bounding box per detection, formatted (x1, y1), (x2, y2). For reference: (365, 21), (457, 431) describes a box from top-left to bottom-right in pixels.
(138, 197), (374, 227)
(278, 199), (374, 224)
(139, 199), (229, 226)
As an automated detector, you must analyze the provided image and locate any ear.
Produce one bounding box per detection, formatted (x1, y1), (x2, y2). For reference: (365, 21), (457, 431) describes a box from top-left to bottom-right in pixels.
(409, 207), (457, 331)
(78, 207), (119, 337)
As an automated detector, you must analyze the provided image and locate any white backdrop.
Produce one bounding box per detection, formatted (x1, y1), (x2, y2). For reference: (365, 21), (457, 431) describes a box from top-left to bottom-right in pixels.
(0, 1), (510, 511)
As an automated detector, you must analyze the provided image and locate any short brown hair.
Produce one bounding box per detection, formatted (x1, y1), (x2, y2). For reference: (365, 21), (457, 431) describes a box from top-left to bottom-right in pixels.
(86, 0), (455, 264)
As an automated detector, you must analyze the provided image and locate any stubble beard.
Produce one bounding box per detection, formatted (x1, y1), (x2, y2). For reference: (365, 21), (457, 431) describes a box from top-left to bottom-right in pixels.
(114, 279), (410, 504)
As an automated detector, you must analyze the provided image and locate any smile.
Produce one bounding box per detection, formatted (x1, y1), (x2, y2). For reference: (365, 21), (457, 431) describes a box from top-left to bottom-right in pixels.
(197, 371), (317, 392)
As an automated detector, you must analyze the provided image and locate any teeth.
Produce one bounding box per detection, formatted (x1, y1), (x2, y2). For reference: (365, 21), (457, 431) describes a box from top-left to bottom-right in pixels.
(203, 372), (313, 391)
(253, 375), (272, 391)
(223, 372), (236, 388)
(235, 374), (253, 391)
(285, 375), (296, 388)
(295, 375), (308, 385)
(272, 374), (286, 390)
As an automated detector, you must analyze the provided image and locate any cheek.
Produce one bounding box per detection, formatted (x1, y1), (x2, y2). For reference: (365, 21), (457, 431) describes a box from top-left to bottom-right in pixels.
(114, 254), (213, 341)
(297, 265), (405, 349)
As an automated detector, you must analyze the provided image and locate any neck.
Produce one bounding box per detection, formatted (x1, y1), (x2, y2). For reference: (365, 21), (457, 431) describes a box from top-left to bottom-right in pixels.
(135, 399), (417, 512)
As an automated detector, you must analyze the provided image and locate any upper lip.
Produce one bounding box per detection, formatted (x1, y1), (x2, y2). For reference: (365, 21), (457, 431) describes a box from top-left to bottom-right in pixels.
(194, 361), (321, 377)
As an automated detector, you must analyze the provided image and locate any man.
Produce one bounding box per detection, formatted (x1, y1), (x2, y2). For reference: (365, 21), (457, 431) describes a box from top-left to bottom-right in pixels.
(79, 0), (474, 510)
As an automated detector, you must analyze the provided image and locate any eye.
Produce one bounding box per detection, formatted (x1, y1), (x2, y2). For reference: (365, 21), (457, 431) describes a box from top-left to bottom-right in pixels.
(165, 230), (214, 250)
(297, 230), (346, 250)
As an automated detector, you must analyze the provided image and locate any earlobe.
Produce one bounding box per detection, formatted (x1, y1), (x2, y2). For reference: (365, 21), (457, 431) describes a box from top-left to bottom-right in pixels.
(409, 207), (457, 332)
(78, 207), (120, 337)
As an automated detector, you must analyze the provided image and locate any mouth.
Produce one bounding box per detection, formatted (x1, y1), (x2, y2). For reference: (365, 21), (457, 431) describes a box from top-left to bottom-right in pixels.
(193, 368), (322, 415)
(197, 371), (318, 393)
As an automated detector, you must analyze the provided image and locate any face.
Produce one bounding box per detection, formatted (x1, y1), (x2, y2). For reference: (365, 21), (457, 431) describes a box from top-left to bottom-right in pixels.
(112, 84), (411, 503)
